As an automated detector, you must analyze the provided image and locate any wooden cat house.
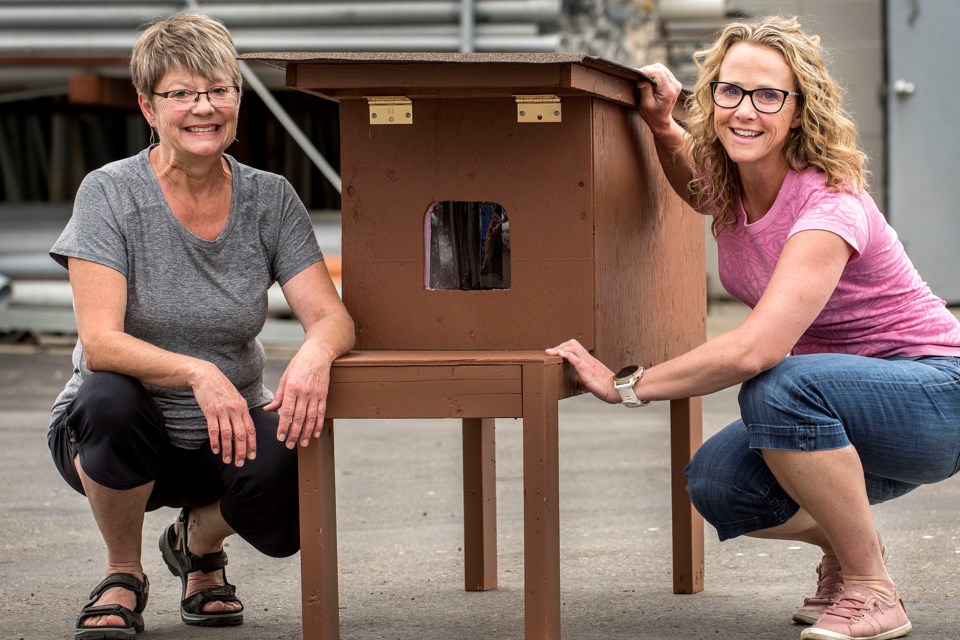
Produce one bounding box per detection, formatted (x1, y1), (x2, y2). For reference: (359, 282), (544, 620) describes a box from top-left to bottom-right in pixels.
(245, 52), (707, 640)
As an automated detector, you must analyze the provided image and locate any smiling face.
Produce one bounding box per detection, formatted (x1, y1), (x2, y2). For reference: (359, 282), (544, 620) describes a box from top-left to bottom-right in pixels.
(138, 67), (239, 164)
(713, 42), (802, 179)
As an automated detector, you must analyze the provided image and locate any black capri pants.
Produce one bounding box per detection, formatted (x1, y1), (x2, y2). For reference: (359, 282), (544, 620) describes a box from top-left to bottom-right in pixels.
(48, 371), (300, 558)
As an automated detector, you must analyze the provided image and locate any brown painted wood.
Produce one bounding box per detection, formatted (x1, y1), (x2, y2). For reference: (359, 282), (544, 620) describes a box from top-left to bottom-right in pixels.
(670, 398), (705, 594)
(0, 55), (127, 66)
(590, 98), (707, 369)
(290, 62), (565, 97)
(339, 96), (597, 351)
(327, 379), (521, 418)
(299, 420), (340, 640)
(564, 64), (637, 108)
(333, 364), (517, 381)
(248, 52), (648, 100)
(299, 352), (567, 638)
(521, 362), (562, 640)
(462, 417), (498, 591)
(67, 73), (138, 109)
(330, 350), (566, 366)
(257, 51), (709, 638)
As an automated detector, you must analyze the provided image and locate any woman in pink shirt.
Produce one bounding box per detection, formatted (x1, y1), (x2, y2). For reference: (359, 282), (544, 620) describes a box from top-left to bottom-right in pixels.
(549, 15), (960, 640)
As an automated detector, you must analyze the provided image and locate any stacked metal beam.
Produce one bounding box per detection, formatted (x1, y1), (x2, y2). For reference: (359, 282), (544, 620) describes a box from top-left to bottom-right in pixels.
(0, 1), (562, 56)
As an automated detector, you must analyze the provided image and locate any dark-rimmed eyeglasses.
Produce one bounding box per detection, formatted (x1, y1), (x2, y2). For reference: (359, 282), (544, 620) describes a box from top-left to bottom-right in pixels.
(152, 85), (240, 109)
(709, 81), (801, 115)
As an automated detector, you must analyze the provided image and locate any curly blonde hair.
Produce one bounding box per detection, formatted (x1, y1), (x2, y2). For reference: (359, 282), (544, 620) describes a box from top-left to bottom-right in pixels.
(684, 16), (867, 236)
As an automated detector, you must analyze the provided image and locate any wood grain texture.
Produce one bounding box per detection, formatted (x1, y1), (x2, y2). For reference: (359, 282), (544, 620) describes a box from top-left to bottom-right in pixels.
(67, 73), (137, 109)
(340, 96), (596, 351)
(279, 53), (708, 638)
(521, 362), (562, 640)
(462, 417), (498, 591)
(670, 397), (705, 594)
(590, 98), (707, 370)
(299, 420), (340, 640)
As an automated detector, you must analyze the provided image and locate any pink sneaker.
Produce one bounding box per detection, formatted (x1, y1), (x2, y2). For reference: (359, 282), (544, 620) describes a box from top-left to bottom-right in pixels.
(792, 554), (844, 624)
(793, 535), (889, 625)
(799, 584), (911, 640)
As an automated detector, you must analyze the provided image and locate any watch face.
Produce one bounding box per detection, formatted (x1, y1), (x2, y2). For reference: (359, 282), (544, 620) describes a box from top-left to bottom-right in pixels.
(615, 364), (640, 379)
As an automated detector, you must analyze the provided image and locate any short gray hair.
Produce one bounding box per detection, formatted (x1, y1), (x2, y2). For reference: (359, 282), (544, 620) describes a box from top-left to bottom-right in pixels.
(130, 11), (241, 98)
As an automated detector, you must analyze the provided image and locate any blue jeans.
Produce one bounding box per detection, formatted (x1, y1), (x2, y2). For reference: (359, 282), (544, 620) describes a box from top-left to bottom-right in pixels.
(685, 354), (960, 540)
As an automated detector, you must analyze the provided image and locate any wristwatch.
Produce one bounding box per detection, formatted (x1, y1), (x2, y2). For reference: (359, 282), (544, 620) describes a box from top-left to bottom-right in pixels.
(613, 364), (649, 408)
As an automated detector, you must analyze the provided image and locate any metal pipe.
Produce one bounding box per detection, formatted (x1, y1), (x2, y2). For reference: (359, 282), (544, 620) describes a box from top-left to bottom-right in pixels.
(0, 23), (541, 40)
(460, 0), (476, 53)
(0, 1), (561, 27)
(0, 30), (560, 53)
(0, 256), (68, 280)
(0, 273), (11, 309)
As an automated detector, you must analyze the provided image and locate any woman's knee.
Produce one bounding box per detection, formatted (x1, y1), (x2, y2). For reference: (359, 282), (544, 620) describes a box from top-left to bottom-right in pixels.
(685, 421), (751, 521)
(67, 372), (165, 488)
(221, 413), (300, 556)
(685, 420), (797, 539)
(222, 461), (300, 557)
(69, 372), (162, 435)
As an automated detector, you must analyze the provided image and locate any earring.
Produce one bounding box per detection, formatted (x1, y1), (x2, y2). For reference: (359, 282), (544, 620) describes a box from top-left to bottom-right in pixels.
(149, 127), (156, 146)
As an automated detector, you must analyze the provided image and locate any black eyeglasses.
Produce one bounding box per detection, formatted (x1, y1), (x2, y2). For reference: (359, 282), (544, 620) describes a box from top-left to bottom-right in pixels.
(152, 85), (240, 109)
(710, 81), (801, 114)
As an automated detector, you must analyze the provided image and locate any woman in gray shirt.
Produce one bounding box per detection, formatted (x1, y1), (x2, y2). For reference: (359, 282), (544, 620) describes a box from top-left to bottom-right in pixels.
(48, 12), (355, 639)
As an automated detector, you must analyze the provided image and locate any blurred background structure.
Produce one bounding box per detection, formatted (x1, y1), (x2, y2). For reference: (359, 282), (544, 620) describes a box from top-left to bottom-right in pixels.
(0, 0), (957, 343)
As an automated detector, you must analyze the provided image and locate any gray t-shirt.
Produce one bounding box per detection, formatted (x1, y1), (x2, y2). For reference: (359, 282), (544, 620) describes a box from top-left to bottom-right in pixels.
(49, 148), (322, 449)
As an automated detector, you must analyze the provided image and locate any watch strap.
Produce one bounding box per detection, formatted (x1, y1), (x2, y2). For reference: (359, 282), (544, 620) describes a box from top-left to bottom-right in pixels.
(614, 366), (649, 408)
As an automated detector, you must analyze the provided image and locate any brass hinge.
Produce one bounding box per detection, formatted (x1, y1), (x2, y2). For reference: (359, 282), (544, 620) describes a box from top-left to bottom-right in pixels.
(515, 94), (561, 123)
(367, 96), (413, 125)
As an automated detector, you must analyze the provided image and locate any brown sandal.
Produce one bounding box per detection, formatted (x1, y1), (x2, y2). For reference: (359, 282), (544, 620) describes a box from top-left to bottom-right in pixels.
(75, 573), (149, 639)
(158, 509), (243, 627)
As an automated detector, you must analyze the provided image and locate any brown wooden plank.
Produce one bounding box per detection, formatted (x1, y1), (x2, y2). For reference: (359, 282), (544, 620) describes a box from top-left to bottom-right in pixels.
(67, 73), (138, 110)
(299, 420), (340, 640)
(330, 378), (519, 397)
(331, 350), (562, 366)
(245, 52), (650, 95)
(339, 96), (597, 352)
(462, 417), (498, 591)
(590, 98), (707, 369)
(302, 86), (626, 103)
(670, 398), (705, 594)
(349, 260), (595, 351)
(332, 364), (519, 383)
(289, 62), (564, 96)
(326, 382), (522, 418)
(0, 55), (127, 66)
(521, 362), (562, 640)
(564, 64), (637, 109)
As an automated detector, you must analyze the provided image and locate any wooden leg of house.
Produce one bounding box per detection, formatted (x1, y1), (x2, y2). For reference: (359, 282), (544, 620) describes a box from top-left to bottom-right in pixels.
(521, 362), (562, 640)
(462, 417), (498, 591)
(669, 397), (705, 594)
(299, 419), (341, 639)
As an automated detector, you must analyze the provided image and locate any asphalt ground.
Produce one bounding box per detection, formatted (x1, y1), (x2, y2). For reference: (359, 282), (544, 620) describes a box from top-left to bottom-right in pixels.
(2, 307), (959, 640)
